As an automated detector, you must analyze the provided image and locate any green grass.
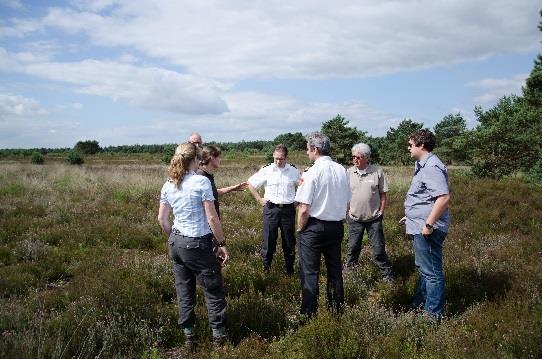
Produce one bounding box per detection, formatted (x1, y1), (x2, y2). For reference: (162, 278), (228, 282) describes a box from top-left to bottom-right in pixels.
(0, 155), (541, 358)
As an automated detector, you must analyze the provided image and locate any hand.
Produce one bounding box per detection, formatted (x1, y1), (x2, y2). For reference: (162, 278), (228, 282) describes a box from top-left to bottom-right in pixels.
(233, 182), (249, 191)
(259, 198), (269, 207)
(216, 246), (229, 266)
(421, 225), (434, 237)
(398, 216), (406, 225)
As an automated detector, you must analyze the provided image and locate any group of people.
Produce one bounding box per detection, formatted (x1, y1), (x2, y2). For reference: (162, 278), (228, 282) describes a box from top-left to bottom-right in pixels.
(157, 129), (450, 351)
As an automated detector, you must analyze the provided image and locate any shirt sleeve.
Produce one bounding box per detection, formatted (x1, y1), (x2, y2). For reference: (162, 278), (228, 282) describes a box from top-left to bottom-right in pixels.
(378, 168), (389, 193)
(248, 167), (267, 188)
(160, 182), (170, 205)
(294, 171), (315, 205)
(424, 164), (449, 198)
(199, 177), (216, 202)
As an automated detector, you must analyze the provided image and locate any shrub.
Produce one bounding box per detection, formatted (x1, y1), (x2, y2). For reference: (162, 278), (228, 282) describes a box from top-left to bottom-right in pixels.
(30, 151), (44, 164)
(527, 157), (542, 185)
(65, 150), (84, 165)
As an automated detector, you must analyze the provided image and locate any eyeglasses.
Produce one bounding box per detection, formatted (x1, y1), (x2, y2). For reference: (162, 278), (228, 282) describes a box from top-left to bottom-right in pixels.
(351, 155), (364, 160)
(408, 143), (414, 148)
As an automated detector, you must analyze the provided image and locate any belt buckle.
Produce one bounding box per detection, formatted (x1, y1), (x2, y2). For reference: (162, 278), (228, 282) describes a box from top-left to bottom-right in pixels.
(278, 203), (284, 208)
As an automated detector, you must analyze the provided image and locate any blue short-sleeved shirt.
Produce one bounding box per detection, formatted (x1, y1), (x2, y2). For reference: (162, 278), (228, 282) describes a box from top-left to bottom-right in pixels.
(404, 153), (450, 234)
(160, 171), (215, 237)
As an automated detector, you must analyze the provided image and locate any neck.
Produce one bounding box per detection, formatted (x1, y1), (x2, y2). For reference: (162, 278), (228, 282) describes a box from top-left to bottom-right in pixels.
(356, 163), (368, 170)
(202, 165), (216, 174)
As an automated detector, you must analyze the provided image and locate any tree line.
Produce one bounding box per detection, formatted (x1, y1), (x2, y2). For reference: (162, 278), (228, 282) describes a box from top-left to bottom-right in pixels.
(3, 11), (541, 183)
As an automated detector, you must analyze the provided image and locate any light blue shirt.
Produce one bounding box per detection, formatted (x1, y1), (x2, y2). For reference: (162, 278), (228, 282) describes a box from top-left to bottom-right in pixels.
(160, 171), (215, 237)
(404, 153), (450, 234)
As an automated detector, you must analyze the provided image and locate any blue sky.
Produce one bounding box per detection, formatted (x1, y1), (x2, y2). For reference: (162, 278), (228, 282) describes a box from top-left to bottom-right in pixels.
(0, 0), (540, 148)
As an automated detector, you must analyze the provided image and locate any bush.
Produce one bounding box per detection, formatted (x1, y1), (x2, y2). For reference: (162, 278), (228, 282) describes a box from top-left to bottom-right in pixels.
(65, 150), (84, 165)
(527, 157), (542, 185)
(162, 144), (176, 165)
(30, 151), (44, 164)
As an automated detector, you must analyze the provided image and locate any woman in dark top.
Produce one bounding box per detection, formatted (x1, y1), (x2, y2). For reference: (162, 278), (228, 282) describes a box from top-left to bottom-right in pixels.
(197, 145), (248, 218)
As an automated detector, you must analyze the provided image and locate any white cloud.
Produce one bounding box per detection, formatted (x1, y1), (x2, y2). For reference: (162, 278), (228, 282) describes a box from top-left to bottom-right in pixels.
(37, 0), (540, 79)
(0, 48), (229, 115)
(0, 18), (43, 37)
(0, 93), (47, 119)
(0, 0), (23, 9)
(191, 92), (400, 141)
(467, 73), (528, 104)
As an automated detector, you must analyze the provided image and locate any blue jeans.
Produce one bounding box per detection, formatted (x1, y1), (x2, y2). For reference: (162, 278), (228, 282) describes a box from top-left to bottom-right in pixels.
(412, 229), (446, 318)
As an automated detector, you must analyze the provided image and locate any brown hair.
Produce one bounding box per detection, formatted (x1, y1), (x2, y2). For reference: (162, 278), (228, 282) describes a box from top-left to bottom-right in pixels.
(200, 145), (221, 166)
(169, 143), (197, 187)
(409, 129), (436, 152)
(274, 143), (288, 157)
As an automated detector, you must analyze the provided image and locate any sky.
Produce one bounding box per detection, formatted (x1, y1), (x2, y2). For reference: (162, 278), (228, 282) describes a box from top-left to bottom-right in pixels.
(0, 0), (540, 149)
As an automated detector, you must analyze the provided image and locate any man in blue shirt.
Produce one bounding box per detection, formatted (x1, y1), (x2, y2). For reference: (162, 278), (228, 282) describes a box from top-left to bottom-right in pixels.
(403, 129), (450, 321)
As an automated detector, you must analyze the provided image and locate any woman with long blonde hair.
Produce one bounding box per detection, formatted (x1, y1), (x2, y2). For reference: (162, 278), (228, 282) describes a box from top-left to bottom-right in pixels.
(157, 142), (229, 352)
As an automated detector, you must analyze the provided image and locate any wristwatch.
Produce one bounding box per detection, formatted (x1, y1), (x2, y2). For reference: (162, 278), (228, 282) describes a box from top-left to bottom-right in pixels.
(425, 223), (434, 233)
(217, 240), (226, 247)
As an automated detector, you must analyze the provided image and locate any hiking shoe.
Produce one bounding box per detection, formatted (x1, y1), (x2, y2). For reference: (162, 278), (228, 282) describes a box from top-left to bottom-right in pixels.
(183, 335), (195, 354)
(212, 335), (227, 350)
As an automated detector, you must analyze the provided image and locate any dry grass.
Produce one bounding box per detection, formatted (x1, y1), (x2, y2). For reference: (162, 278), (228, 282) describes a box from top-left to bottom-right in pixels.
(1, 155), (541, 358)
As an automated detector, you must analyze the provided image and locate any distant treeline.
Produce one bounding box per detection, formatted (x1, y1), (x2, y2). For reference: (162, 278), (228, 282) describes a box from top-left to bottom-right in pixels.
(2, 11), (541, 182)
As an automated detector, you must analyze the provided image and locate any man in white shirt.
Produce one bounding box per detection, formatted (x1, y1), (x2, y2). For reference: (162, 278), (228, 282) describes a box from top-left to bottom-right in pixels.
(248, 144), (301, 275)
(295, 132), (350, 317)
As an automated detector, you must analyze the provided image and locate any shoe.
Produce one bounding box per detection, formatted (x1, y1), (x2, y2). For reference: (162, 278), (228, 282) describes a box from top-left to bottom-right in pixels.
(212, 335), (227, 350)
(183, 335), (195, 353)
(382, 275), (396, 284)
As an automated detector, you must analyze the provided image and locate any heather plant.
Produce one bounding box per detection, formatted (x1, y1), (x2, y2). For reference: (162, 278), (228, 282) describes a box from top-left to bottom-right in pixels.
(65, 150), (84, 165)
(30, 151), (44, 164)
(0, 157), (541, 358)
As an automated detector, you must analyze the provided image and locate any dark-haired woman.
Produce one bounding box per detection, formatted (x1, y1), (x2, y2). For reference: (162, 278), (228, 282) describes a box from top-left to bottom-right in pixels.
(198, 145), (248, 219)
(157, 142), (228, 351)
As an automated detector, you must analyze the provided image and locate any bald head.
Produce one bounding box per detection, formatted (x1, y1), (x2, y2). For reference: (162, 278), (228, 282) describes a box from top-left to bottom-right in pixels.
(188, 132), (202, 147)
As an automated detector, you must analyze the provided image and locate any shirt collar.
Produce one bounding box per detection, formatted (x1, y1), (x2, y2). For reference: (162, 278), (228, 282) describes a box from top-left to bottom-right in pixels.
(315, 156), (331, 164)
(354, 164), (372, 175)
(415, 153), (433, 172)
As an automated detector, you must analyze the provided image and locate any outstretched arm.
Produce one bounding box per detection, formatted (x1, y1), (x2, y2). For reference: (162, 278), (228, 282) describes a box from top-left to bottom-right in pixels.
(217, 181), (248, 196)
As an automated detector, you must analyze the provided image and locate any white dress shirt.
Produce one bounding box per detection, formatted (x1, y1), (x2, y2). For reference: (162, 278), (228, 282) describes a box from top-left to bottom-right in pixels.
(295, 156), (350, 221)
(248, 163), (300, 204)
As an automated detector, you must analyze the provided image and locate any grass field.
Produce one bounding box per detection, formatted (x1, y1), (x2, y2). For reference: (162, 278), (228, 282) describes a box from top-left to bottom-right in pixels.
(1, 153), (541, 358)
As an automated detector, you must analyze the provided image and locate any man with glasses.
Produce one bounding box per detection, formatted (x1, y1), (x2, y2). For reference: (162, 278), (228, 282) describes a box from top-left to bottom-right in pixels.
(248, 144), (301, 275)
(345, 143), (394, 282)
(402, 129), (450, 322)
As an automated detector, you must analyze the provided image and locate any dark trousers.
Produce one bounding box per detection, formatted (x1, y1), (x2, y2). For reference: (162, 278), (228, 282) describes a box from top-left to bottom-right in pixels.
(299, 217), (344, 316)
(167, 232), (226, 331)
(262, 203), (296, 272)
(346, 215), (393, 278)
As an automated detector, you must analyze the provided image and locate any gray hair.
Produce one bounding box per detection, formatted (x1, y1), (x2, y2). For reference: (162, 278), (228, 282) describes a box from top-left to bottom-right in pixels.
(306, 132), (331, 155)
(351, 143), (371, 158)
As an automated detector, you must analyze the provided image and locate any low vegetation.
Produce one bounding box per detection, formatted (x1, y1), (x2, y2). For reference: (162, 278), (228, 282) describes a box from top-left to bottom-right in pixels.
(1, 154), (541, 358)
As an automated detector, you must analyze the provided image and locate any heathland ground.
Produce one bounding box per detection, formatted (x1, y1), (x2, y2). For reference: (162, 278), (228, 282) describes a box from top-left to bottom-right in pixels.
(1, 152), (541, 358)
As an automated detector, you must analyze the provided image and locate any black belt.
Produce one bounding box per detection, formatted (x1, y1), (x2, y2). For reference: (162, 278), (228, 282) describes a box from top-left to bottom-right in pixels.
(171, 228), (212, 239)
(308, 217), (342, 224)
(267, 202), (294, 208)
